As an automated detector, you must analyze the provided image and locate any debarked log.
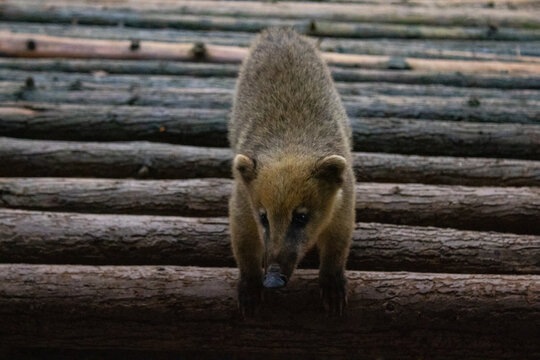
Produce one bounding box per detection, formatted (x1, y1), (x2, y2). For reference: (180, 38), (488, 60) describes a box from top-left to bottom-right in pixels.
(1, 59), (540, 89)
(3, 21), (540, 57)
(1, 105), (539, 159)
(2, 137), (540, 187)
(1, 209), (538, 274)
(0, 264), (538, 359)
(1, 177), (539, 234)
(2, 31), (540, 74)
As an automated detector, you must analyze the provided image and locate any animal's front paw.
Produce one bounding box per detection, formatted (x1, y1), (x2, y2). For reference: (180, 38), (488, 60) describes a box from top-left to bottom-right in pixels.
(238, 275), (263, 318)
(319, 270), (347, 317)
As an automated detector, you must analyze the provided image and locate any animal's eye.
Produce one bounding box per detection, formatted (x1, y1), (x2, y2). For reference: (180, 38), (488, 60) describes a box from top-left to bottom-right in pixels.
(259, 212), (269, 227)
(291, 212), (309, 227)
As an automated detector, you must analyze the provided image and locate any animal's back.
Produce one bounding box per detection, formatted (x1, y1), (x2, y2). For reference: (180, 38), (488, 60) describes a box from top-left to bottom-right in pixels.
(229, 28), (351, 160)
(228, 28), (355, 317)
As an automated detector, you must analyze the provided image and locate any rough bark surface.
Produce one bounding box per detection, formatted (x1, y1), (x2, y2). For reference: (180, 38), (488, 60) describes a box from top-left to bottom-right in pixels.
(0, 105), (231, 146)
(1, 178), (539, 234)
(4, 71), (540, 100)
(308, 0), (540, 8)
(3, 0), (540, 28)
(0, 138), (234, 179)
(355, 182), (540, 234)
(2, 105), (540, 159)
(2, 92), (539, 125)
(351, 117), (540, 159)
(2, 59), (540, 89)
(1, 209), (539, 274)
(0, 177), (231, 217)
(3, 9), (540, 42)
(2, 137), (540, 186)
(355, 151), (540, 186)
(0, 265), (538, 359)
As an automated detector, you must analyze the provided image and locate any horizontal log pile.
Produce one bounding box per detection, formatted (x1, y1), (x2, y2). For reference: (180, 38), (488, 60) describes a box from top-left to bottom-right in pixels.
(3, 137), (540, 186)
(0, 58), (540, 89)
(2, 105), (540, 159)
(3, 58), (540, 89)
(2, 209), (539, 273)
(3, 22), (540, 59)
(2, 177), (540, 234)
(3, 30), (540, 75)
(3, 0), (540, 28)
(0, 265), (539, 359)
(4, 71), (540, 99)
(1, 0), (539, 357)
(2, 93), (539, 125)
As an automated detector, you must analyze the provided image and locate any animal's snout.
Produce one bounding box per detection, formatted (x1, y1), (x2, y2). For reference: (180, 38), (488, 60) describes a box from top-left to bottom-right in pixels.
(263, 263), (288, 288)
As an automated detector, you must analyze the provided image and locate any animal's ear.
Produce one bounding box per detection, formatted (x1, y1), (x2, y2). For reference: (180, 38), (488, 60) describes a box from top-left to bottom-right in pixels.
(233, 154), (257, 183)
(313, 155), (346, 186)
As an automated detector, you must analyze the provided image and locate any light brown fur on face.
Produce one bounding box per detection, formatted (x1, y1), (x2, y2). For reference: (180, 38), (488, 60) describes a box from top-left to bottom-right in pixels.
(257, 156), (343, 270)
(254, 154), (343, 251)
(229, 28), (355, 317)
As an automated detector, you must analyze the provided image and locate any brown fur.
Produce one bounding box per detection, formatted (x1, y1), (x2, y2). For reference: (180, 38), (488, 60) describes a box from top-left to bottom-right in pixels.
(229, 28), (355, 317)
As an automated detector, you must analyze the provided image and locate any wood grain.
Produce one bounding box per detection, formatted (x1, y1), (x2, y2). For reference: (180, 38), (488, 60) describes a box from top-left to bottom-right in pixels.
(1, 177), (539, 234)
(1, 209), (538, 273)
(0, 264), (538, 358)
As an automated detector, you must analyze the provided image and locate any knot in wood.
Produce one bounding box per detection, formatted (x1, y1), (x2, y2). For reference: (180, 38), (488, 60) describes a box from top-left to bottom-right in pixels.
(191, 42), (207, 61)
(26, 39), (37, 51)
(24, 77), (35, 90)
(308, 20), (317, 33)
(137, 165), (150, 178)
(130, 39), (140, 51)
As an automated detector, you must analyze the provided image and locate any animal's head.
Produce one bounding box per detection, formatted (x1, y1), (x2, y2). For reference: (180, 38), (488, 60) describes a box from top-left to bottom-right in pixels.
(233, 153), (346, 288)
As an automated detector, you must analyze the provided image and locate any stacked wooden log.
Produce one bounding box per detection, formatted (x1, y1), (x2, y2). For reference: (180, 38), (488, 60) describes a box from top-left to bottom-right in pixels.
(0, 0), (539, 358)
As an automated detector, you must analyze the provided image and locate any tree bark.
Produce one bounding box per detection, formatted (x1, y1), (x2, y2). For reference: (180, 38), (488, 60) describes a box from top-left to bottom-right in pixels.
(330, 66), (540, 89)
(0, 137), (233, 179)
(3, 71), (540, 101)
(302, 0), (540, 9)
(4, 0), (540, 28)
(354, 182), (540, 234)
(351, 117), (540, 159)
(3, 89), (539, 123)
(2, 31), (540, 74)
(1, 177), (539, 234)
(2, 58), (539, 89)
(2, 104), (539, 159)
(0, 177), (231, 217)
(1, 209), (539, 274)
(2, 137), (540, 186)
(0, 105), (231, 147)
(354, 151), (540, 186)
(310, 20), (540, 42)
(0, 264), (538, 359)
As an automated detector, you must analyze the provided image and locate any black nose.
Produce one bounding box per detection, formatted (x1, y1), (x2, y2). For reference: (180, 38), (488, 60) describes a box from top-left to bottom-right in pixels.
(263, 264), (288, 288)
(263, 271), (288, 288)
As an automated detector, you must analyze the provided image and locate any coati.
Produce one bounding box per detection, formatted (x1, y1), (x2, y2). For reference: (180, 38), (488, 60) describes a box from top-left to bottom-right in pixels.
(228, 28), (355, 317)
